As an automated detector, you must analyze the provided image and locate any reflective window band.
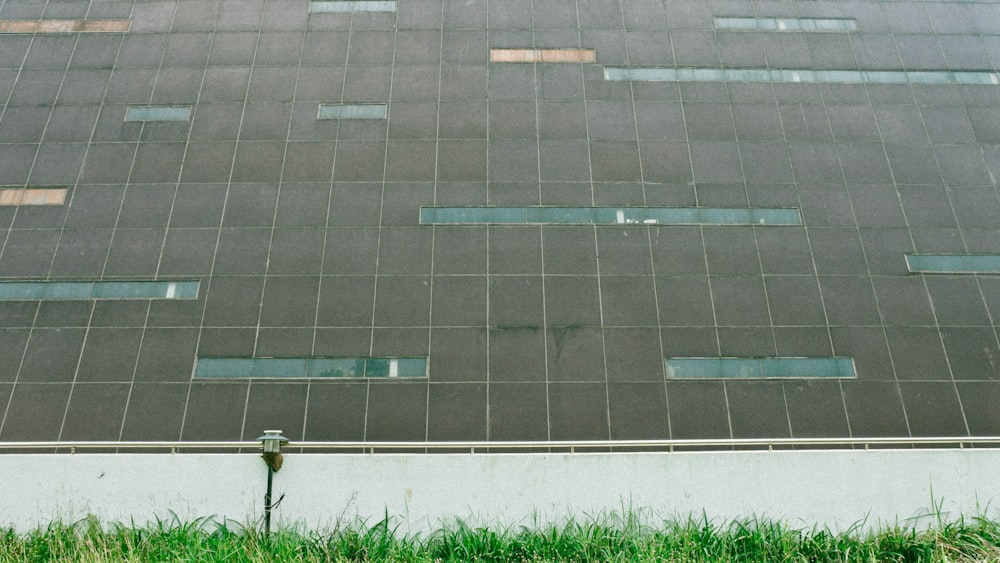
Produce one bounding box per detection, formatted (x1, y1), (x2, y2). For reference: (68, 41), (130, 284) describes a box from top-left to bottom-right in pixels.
(0, 188), (67, 206)
(604, 67), (1000, 86)
(420, 206), (801, 225)
(906, 254), (1000, 274)
(490, 49), (596, 63)
(308, 1), (397, 12)
(195, 357), (428, 379)
(0, 281), (200, 300)
(0, 19), (131, 33)
(714, 17), (859, 32)
(666, 357), (857, 379)
(125, 106), (192, 122)
(317, 103), (388, 120)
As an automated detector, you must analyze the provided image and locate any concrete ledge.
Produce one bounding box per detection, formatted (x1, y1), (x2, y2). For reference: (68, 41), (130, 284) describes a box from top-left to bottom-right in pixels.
(2, 450), (998, 533)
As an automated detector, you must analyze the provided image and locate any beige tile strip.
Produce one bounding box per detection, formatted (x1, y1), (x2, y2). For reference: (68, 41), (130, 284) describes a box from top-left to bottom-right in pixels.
(0, 19), (131, 33)
(0, 188), (67, 206)
(490, 48), (596, 63)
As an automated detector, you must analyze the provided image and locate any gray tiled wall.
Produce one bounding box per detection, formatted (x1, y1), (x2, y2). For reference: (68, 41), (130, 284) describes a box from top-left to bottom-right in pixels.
(1, 0), (999, 443)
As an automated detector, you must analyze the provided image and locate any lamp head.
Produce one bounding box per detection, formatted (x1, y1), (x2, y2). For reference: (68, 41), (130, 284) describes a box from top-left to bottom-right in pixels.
(257, 430), (289, 454)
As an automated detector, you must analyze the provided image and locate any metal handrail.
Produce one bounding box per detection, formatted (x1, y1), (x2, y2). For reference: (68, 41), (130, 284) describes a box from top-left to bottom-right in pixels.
(1, 436), (999, 453)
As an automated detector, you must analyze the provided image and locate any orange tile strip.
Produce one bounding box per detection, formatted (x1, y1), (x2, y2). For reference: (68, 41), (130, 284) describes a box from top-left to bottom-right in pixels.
(0, 19), (131, 33)
(0, 188), (67, 206)
(490, 48), (596, 63)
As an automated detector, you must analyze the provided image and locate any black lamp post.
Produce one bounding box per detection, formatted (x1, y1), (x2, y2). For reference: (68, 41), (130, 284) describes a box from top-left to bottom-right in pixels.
(257, 430), (288, 535)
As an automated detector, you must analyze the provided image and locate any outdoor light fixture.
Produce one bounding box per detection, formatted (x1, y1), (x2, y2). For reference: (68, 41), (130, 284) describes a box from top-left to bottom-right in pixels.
(257, 430), (288, 534)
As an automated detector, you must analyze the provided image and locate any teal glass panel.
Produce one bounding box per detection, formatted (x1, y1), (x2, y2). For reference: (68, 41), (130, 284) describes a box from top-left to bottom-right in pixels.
(0, 283), (44, 299)
(395, 358), (427, 377)
(309, 358), (365, 377)
(714, 17), (759, 29)
(196, 357), (428, 378)
(814, 70), (865, 83)
(607, 67), (1000, 86)
(863, 71), (908, 84)
(365, 358), (390, 377)
(252, 358), (308, 377)
(0, 281), (198, 300)
(125, 106), (191, 122)
(665, 358), (726, 378)
(906, 254), (1000, 274)
(667, 358), (763, 378)
(421, 207), (800, 225)
(666, 357), (856, 379)
(309, 1), (396, 12)
(91, 281), (161, 299)
(529, 207), (604, 223)
(170, 281), (200, 298)
(906, 71), (954, 84)
(749, 208), (801, 225)
(759, 358), (855, 377)
(317, 103), (387, 119)
(39, 283), (94, 299)
(195, 358), (253, 378)
(714, 17), (858, 32)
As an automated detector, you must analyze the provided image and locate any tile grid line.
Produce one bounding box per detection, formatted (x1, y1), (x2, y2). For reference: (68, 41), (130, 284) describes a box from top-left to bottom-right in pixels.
(483, 0), (490, 440)
(768, 45), (843, 441)
(69, 1), (139, 441)
(616, 0), (662, 439)
(423, 0), (445, 442)
(304, 17), (347, 444)
(580, 0), (612, 442)
(48, 16), (102, 443)
(747, 22), (793, 440)
(882, 29), (969, 437)
(363, 0), (403, 441)
(131, 5), (216, 443)
(526, 0), (552, 442)
(837, 50), (913, 439)
(273, 0), (313, 444)
(619, 0), (663, 441)
(667, 7), (724, 441)
(178, 0), (269, 443)
(0, 0), (44, 438)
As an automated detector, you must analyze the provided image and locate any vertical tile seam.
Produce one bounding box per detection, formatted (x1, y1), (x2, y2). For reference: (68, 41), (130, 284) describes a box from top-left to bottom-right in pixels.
(180, 0), (265, 443)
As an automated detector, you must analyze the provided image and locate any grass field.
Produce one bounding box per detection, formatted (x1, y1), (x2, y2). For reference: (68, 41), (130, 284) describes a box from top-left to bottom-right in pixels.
(3, 510), (1000, 562)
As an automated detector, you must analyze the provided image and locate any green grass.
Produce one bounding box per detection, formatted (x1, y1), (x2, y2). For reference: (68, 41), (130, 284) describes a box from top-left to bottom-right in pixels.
(2, 512), (1000, 562)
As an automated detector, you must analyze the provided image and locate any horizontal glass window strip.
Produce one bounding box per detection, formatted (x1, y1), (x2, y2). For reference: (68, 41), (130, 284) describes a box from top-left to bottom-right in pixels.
(317, 103), (387, 120)
(714, 17), (858, 32)
(196, 357), (428, 379)
(421, 207), (801, 225)
(666, 357), (857, 379)
(0, 19), (131, 33)
(0, 281), (199, 300)
(605, 67), (1000, 86)
(125, 106), (192, 122)
(309, 1), (396, 12)
(0, 188), (66, 206)
(906, 254), (1000, 274)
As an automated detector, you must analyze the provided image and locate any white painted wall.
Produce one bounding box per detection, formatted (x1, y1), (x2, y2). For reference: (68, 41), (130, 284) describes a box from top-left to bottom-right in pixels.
(3, 450), (998, 534)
